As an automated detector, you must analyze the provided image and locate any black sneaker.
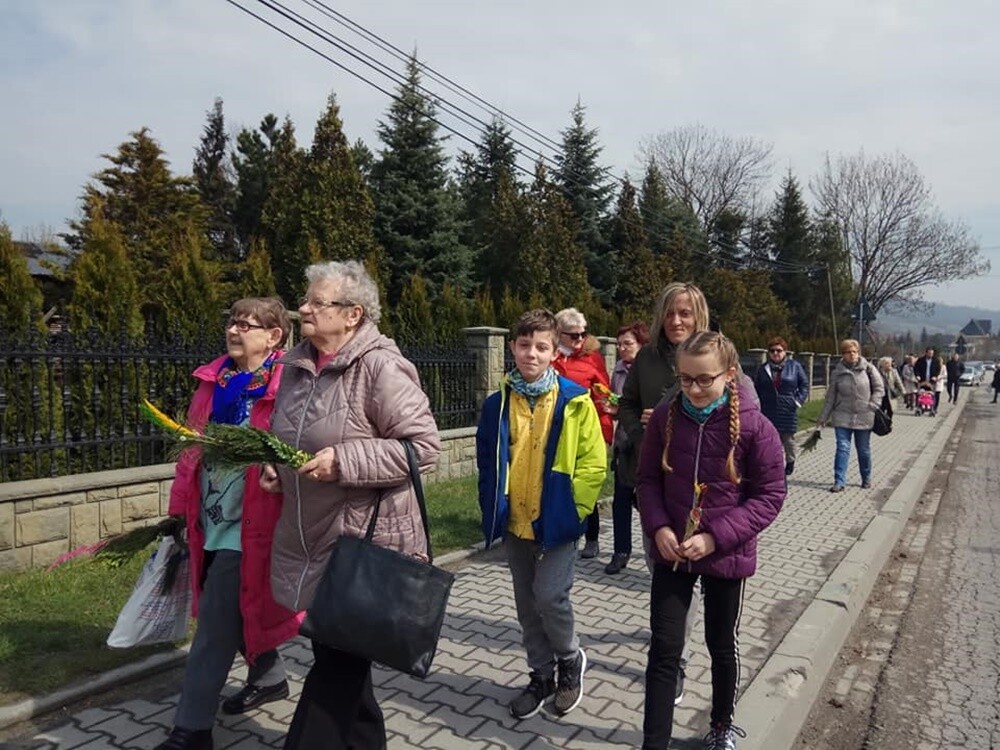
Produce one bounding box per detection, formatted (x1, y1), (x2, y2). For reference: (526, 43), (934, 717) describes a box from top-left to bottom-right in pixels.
(553, 647), (587, 715)
(703, 722), (747, 750)
(784, 461), (794, 476)
(155, 727), (213, 750)
(604, 553), (629, 575)
(674, 665), (685, 706)
(221, 679), (289, 714)
(509, 672), (555, 719)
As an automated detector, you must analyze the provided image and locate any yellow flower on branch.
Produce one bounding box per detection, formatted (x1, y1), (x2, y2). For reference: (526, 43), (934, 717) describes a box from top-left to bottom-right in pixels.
(673, 481), (708, 571)
(593, 381), (620, 406)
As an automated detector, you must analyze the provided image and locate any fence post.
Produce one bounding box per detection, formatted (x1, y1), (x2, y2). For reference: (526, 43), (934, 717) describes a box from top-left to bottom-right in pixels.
(748, 348), (767, 365)
(463, 327), (509, 413)
(596, 336), (616, 379)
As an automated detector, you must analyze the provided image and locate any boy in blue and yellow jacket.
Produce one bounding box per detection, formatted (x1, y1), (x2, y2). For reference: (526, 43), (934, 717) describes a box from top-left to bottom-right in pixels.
(476, 308), (607, 721)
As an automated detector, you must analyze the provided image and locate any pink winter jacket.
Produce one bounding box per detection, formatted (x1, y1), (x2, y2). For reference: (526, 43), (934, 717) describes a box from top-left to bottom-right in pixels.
(169, 354), (303, 662)
(269, 320), (442, 613)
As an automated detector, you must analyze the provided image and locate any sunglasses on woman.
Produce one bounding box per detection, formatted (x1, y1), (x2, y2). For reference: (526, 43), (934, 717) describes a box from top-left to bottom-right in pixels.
(561, 331), (587, 341)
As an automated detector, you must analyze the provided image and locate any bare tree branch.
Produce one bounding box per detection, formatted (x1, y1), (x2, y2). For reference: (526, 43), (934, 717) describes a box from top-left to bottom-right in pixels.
(811, 151), (989, 312)
(638, 124), (773, 233)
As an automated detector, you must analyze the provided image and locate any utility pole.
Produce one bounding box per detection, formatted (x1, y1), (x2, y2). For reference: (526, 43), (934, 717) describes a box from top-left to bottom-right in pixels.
(826, 264), (839, 351)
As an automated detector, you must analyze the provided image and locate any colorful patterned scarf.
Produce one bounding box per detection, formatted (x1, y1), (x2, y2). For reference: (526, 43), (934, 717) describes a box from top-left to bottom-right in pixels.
(507, 366), (558, 409)
(212, 350), (280, 425)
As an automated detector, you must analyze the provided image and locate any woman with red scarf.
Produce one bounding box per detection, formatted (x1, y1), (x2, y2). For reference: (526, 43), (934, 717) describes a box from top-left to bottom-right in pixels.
(552, 307), (613, 559)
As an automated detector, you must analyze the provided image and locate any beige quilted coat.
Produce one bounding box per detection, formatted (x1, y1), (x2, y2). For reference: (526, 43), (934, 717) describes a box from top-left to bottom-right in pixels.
(269, 320), (441, 612)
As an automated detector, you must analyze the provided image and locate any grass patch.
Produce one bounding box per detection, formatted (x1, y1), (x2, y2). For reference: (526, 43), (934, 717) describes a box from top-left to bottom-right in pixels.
(0, 470), (604, 703)
(426, 475), (482, 554)
(0, 553), (177, 704)
(798, 400), (824, 430)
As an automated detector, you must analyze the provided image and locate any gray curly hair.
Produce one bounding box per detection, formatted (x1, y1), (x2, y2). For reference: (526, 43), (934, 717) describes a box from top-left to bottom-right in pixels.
(304, 260), (382, 324)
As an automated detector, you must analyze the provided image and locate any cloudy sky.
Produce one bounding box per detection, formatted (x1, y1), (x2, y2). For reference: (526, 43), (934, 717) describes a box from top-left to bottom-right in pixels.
(2, 0), (998, 308)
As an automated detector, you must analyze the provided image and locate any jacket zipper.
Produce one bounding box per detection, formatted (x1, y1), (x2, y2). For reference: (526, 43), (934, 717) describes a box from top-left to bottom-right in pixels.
(488, 387), (506, 549)
(291, 369), (321, 611)
(687, 421), (706, 573)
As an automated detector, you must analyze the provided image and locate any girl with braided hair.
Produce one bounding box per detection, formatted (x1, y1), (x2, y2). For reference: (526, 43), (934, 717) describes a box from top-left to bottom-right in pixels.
(635, 331), (786, 750)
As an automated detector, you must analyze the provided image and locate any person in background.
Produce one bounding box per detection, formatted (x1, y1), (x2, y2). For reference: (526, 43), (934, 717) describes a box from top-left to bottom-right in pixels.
(945, 352), (965, 404)
(878, 356), (904, 419)
(476, 308), (607, 720)
(552, 307), (613, 560)
(914, 347), (941, 410)
(157, 298), (300, 750)
(933, 356), (946, 412)
(900, 354), (918, 410)
(991, 362), (1000, 404)
(263, 261), (441, 750)
(605, 321), (651, 574)
(636, 331), (786, 750)
(817, 339), (885, 493)
(752, 337), (809, 476)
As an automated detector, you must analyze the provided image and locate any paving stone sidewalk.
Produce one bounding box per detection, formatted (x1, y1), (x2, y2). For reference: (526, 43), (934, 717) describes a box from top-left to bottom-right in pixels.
(11, 400), (962, 749)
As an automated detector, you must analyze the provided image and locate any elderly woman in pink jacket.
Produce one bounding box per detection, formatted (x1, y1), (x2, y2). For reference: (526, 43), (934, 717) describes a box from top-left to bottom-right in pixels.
(261, 260), (441, 750)
(157, 298), (302, 750)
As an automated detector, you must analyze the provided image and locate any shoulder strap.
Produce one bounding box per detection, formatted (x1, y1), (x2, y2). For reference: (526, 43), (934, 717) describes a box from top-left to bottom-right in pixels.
(362, 439), (434, 561)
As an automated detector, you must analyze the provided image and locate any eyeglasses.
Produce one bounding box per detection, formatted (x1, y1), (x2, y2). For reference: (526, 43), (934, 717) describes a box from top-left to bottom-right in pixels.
(561, 331), (587, 341)
(679, 371), (728, 389)
(227, 319), (267, 333)
(298, 296), (355, 310)
(768, 348), (784, 354)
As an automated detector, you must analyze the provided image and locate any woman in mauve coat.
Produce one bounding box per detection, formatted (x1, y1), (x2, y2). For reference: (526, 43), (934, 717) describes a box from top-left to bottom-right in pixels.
(158, 298), (302, 750)
(261, 260), (441, 750)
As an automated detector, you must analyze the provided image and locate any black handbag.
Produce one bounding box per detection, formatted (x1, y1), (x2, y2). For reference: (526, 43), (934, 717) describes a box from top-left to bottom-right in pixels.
(299, 439), (455, 678)
(872, 403), (893, 436)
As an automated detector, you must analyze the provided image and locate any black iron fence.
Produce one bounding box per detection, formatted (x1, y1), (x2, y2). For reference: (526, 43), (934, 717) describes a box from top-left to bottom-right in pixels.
(0, 331), (477, 483)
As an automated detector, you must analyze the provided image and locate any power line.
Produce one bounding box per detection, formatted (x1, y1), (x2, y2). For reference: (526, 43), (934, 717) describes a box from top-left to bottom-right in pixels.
(225, 0), (825, 276)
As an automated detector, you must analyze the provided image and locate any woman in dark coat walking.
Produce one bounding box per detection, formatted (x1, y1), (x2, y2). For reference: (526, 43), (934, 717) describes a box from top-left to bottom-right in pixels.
(753, 337), (810, 476)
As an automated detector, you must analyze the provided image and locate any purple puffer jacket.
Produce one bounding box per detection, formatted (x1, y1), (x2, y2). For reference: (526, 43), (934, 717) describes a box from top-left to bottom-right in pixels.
(636, 384), (786, 579)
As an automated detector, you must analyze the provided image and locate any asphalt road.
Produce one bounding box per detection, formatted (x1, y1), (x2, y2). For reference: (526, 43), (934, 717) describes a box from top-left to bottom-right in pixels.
(794, 386), (1000, 749)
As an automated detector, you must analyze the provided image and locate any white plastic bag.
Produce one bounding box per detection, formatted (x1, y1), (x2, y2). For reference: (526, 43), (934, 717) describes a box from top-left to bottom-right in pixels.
(107, 535), (191, 648)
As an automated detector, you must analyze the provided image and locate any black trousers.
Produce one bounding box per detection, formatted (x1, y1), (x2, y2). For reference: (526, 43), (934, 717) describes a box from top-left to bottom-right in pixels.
(584, 507), (600, 542)
(283, 643), (386, 750)
(643, 565), (744, 750)
(947, 380), (960, 402)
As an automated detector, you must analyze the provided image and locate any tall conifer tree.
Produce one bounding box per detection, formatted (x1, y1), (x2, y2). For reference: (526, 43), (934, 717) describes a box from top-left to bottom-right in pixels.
(611, 178), (661, 321)
(193, 98), (238, 263)
(371, 55), (469, 302)
(0, 223), (45, 336)
(554, 102), (613, 300)
(67, 203), (144, 340)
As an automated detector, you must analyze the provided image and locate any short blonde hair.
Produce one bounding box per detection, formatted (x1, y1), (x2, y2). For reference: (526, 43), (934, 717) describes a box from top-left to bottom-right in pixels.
(840, 338), (860, 354)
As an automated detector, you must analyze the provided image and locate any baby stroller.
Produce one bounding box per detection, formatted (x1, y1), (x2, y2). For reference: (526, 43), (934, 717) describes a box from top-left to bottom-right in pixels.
(915, 385), (935, 416)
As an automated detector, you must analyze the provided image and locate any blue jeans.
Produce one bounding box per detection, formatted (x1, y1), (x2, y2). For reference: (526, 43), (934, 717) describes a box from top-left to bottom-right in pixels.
(834, 427), (872, 487)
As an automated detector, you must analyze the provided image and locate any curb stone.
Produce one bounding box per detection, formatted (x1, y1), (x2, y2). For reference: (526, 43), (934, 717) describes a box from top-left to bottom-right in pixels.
(0, 646), (190, 731)
(737, 399), (965, 749)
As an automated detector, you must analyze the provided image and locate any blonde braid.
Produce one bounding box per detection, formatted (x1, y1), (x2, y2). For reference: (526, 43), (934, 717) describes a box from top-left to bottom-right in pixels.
(725, 379), (742, 484)
(660, 396), (680, 473)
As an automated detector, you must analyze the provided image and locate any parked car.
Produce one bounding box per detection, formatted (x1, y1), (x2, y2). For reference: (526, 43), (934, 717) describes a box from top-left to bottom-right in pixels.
(959, 364), (983, 386)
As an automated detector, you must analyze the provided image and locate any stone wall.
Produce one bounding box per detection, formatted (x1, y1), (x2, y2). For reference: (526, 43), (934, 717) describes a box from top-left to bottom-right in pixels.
(0, 428), (478, 573)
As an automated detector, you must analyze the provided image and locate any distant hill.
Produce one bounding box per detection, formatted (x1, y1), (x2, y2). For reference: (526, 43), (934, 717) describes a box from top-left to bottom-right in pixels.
(874, 302), (999, 337)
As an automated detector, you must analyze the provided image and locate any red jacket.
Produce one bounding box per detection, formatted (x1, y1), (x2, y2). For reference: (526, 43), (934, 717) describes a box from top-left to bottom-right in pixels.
(553, 347), (614, 444)
(169, 354), (303, 662)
